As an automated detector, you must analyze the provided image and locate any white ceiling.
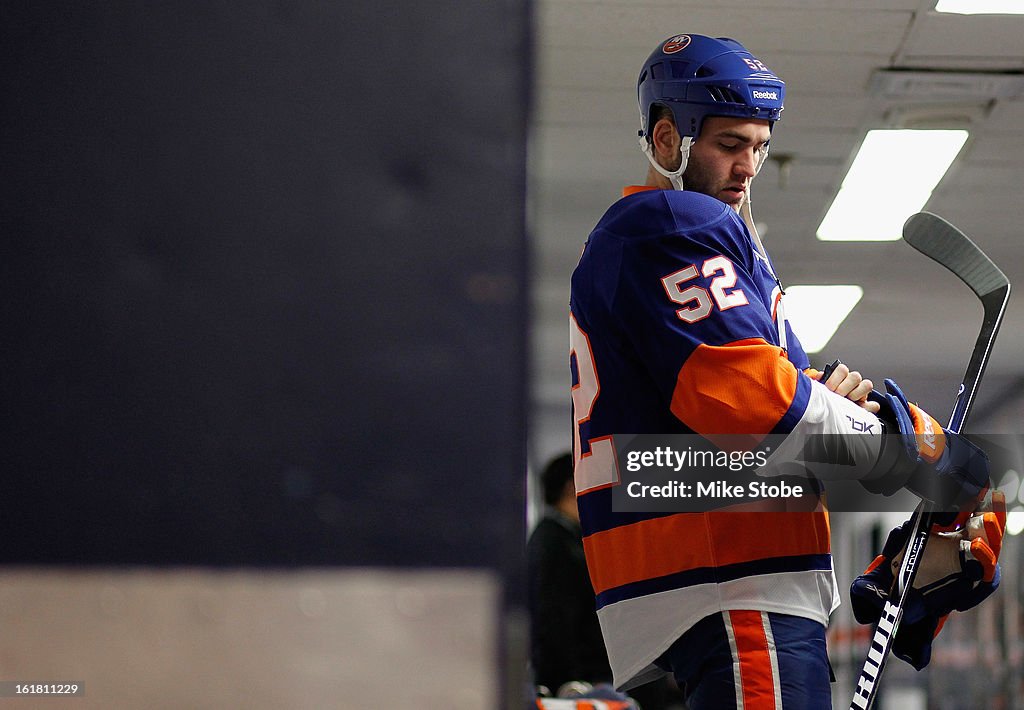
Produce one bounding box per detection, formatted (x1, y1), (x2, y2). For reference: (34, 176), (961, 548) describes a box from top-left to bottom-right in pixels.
(528, 0), (1024, 465)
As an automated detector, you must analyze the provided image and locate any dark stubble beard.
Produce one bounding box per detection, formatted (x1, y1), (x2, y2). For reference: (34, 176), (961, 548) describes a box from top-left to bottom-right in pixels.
(682, 159), (743, 212)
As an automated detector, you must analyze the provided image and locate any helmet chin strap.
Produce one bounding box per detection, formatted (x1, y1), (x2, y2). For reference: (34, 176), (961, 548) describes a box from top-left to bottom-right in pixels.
(740, 145), (789, 352)
(639, 134), (693, 191)
(741, 143), (770, 256)
(740, 189), (762, 245)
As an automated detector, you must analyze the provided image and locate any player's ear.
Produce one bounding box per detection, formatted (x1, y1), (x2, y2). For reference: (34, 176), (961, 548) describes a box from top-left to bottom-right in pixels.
(651, 117), (681, 166)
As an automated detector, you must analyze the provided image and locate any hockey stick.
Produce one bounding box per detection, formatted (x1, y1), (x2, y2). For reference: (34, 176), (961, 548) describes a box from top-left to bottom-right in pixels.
(849, 212), (1010, 710)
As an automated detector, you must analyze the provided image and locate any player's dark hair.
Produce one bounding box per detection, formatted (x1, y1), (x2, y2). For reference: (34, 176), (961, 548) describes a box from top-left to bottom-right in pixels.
(541, 453), (574, 506)
(644, 104), (675, 144)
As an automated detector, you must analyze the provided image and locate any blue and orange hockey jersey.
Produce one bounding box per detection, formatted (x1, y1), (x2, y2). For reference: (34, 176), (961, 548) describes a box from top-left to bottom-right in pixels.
(569, 187), (839, 689)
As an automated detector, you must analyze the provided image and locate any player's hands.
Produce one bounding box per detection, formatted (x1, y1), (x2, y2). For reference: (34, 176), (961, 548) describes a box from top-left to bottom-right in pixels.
(894, 489), (1006, 582)
(849, 490), (1005, 669)
(807, 361), (879, 413)
(955, 488), (1006, 582)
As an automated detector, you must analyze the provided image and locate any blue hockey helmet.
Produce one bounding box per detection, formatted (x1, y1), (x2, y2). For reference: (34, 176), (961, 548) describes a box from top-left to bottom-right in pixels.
(637, 34), (785, 143)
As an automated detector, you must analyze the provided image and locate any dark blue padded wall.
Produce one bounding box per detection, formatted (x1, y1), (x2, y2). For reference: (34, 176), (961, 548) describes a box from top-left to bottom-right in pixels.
(0, 3), (529, 572)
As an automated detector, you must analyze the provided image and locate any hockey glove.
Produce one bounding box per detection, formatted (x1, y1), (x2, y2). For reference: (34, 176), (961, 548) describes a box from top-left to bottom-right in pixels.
(864, 379), (990, 519)
(849, 489), (1006, 670)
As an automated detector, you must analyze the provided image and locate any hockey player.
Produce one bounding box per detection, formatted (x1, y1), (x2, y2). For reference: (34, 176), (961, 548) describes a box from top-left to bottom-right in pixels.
(569, 34), (1004, 709)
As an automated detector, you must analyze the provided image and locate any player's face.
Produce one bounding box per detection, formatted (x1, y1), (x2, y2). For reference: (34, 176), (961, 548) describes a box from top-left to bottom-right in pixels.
(684, 116), (772, 212)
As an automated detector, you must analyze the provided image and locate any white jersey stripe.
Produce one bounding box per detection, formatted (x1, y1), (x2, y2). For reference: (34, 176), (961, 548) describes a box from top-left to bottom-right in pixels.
(761, 611), (784, 710)
(723, 611), (746, 710)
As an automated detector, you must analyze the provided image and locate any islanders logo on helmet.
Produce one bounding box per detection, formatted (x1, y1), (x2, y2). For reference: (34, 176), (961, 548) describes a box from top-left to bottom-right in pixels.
(662, 35), (691, 54)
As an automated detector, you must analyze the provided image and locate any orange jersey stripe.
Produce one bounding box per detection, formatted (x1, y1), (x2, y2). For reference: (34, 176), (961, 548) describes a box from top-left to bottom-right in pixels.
(583, 511), (830, 595)
(729, 610), (778, 709)
(670, 338), (798, 446)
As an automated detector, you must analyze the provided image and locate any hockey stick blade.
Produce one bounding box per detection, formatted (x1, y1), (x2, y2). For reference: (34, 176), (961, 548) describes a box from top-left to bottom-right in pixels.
(903, 212), (1010, 433)
(849, 213), (1011, 710)
(903, 212), (1008, 302)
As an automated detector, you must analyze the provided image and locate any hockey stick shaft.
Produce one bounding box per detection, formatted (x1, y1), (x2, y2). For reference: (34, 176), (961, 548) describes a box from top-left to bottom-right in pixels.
(849, 213), (1010, 710)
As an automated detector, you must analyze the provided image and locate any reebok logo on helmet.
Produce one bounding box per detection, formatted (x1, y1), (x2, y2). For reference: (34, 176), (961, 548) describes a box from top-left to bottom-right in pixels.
(752, 89), (778, 100)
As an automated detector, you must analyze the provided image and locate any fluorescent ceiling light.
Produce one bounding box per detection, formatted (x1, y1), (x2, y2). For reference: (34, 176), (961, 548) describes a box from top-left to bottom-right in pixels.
(936, 0), (1024, 14)
(1006, 509), (1024, 536)
(783, 285), (863, 354)
(817, 129), (968, 241)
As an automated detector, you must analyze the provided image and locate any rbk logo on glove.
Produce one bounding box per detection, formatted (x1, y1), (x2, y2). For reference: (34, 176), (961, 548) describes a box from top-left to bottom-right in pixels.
(908, 403), (945, 463)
